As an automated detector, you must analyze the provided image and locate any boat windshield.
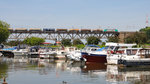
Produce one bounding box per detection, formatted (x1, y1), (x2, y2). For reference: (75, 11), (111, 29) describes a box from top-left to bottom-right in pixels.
(126, 49), (138, 55)
(104, 46), (109, 50)
(107, 46), (115, 50)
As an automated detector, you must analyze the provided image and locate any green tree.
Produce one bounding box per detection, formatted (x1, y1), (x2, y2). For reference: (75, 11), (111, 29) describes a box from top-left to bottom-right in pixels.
(140, 27), (150, 39)
(61, 39), (72, 46)
(23, 37), (45, 46)
(86, 36), (101, 45)
(73, 38), (83, 45)
(124, 32), (147, 45)
(107, 36), (119, 43)
(0, 20), (10, 44)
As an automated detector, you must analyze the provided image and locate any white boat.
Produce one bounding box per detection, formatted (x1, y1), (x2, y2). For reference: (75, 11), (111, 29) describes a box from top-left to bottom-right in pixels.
(13, 49), (28, 56)
(106, 43), (136, 64)
(118, 48), (150, 66)
(38, 48), (57, 59)
(82, 43), (136, 63)
(28, 46), (41, 58)
(66, 50), (82, 61)
(12, 45), (29, 56)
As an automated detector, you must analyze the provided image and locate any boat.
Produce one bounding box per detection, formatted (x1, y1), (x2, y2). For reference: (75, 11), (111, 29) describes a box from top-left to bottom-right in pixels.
(28, 46), (41, 58)
(12, 45), (29, 56)
(82, 43), (120, 63)
(38, 47), (57, 59)
(66, 50), (82, 61)
(118, 48), (150, 66)
(106, 43), (136, 64)
(83, 43), (136, 63)
(81, 45), (100, 59)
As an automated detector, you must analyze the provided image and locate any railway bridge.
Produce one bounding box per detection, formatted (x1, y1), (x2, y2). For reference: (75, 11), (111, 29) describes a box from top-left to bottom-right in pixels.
(8, 28), (135, 43)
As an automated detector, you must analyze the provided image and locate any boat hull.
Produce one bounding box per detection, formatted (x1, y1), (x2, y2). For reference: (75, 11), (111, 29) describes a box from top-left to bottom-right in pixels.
(83, 54), (107, 63)
(13, 51), (28, 56)
(118, 59), (150, 66)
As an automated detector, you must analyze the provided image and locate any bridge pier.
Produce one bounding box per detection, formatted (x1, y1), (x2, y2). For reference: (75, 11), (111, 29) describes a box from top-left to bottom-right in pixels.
(119, 32), (135, 43)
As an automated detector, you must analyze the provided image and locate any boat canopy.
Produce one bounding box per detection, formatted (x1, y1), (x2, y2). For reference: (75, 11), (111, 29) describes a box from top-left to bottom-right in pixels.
(96, 47), (105, 51)
(86, 45), (100, 48)
(105, 42), (136, 48)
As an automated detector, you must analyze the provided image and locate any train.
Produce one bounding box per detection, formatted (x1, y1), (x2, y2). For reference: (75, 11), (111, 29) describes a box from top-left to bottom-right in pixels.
(8, 28), (118, 33)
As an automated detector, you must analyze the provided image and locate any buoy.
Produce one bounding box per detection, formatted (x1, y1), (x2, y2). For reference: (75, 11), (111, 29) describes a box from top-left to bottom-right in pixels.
(2, 77), (7, 84)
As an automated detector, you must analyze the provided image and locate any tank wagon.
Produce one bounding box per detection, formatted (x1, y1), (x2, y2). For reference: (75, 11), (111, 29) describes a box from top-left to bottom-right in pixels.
(56, 29), (67, 32)
(92, 29), (103, 33)
(69, 29), (79, 33)
(15, 28), (28, 33)
(43, 28), (55, 32)
(29, 28), (41, 32)
(8, 28), (14, 32)
(81, 29), (91, 33)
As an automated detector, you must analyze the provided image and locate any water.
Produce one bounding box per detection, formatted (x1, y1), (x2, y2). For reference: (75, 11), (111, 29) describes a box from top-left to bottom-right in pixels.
(0, 57), (149, 84)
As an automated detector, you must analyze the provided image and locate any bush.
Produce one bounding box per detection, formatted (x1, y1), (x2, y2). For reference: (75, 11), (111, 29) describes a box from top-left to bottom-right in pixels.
(23, 37), (45, 46)
(61, 39), (72, 46)
(86, 36), (101, 45)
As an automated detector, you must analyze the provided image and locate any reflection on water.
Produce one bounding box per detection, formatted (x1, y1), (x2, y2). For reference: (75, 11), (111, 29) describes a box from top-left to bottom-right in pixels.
(0, 57), (150, 84)
(106, 65), (150, 84)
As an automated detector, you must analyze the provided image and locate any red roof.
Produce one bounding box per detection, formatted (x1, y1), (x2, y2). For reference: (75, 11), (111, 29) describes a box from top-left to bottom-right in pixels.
(56, 41), (61, 44)
(42, 42), (51, 44)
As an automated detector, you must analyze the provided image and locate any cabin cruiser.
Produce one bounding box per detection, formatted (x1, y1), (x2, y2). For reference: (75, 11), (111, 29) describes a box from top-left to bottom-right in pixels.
(118, 48), (150, 66)
(106, 43), (136, 64)
(28, 46), (41, 58)
(66, 50), (82, 61)
(38, 47), (57, 59)
(66, 45), (100, 61)
(12, 45), (29, 56)
(82, 43), (127, 63)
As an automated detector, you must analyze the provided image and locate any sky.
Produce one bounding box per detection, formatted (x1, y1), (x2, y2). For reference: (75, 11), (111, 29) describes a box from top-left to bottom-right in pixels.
(0, 0), (150, 31)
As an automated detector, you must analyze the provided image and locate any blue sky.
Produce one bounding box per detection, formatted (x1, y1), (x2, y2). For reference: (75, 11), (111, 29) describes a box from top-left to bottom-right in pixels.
(0, 0), (150, 31)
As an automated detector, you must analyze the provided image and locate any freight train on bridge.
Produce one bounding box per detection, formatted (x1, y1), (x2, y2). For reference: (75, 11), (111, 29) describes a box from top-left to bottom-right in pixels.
(8, 28), (131, 42)
(8, 28), (118, 33)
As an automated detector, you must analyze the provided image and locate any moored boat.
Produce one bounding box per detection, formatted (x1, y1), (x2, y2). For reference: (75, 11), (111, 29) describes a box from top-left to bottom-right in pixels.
(107, 43), (136, 64)
(38, 48), (57, 59)
(82, 43), (118, 63)
(118, 48), (150, 66)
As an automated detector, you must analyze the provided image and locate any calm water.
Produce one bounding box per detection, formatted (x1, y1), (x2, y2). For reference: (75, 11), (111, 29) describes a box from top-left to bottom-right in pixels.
(0, 57), (150, 84)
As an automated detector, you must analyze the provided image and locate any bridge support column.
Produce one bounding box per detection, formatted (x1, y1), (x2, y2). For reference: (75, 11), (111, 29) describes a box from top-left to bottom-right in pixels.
(119, 32), (135, 43)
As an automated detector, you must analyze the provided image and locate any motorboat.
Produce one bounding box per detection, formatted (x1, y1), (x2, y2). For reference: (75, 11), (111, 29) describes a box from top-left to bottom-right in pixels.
(106, 43), (136, 64)
(83, 43), (136, 63)
(66, 50), (82, 61)
(38, 47), (57, 59)
(12, 45), (29, 56)
(82, 43), (125, 63)
(118, 48), (150, 66)
(28, 46), (41, 58)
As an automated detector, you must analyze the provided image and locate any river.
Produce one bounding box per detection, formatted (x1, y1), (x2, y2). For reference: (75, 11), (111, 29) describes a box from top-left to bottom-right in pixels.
(0, 57), (149, 84)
